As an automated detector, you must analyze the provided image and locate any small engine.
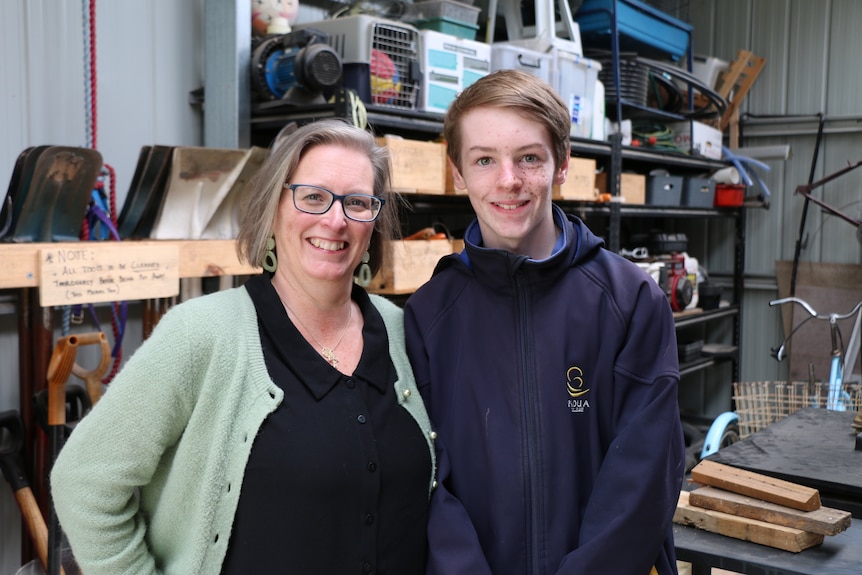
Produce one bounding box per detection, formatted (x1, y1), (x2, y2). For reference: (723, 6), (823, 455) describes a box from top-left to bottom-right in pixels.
(660, 253), (694, 312)
(251, 28), (343, 105)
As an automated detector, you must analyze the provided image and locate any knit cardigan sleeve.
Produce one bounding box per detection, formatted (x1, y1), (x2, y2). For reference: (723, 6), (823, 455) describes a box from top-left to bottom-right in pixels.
(50, 288), (274, 575)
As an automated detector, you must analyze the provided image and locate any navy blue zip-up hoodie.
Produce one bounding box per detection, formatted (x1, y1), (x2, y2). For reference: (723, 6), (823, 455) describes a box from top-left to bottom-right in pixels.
(404, 206), (685, 575)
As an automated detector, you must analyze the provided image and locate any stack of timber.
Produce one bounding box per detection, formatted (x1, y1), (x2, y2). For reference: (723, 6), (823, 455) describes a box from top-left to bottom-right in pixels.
(675, 460), (852, 552)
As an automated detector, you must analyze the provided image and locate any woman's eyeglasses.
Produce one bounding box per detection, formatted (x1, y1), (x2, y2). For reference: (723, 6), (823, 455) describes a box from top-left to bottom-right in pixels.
(285, 184), (385, 222)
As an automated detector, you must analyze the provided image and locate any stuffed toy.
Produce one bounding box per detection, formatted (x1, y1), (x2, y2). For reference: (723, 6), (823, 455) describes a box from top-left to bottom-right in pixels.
(252, 0), (300, 37)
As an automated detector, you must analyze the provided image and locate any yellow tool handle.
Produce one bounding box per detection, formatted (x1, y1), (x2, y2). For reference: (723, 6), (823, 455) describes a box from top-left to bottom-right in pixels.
(46, 337), (79, 427)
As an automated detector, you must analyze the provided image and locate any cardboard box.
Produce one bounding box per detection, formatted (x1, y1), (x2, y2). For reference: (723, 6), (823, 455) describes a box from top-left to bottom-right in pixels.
(595, 172), (646, 204)
(376, 136), (447, 194)
(668, 120), (723, 160)
(368, 239), (458, 293)
(554, 157), (597, 200)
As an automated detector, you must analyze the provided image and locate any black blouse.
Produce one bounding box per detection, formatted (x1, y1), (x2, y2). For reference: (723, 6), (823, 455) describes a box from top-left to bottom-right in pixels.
(220, 274), (430, 575)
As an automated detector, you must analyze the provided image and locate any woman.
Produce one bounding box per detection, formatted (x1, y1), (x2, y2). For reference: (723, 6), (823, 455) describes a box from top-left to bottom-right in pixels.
(51, 119), (437, 575)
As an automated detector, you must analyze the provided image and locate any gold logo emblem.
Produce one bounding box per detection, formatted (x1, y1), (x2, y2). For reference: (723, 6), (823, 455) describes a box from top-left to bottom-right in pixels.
(566, 366), (589, 398)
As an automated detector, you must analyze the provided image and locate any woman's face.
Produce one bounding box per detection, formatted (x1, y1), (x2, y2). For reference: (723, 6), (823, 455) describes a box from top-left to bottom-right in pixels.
(273, 143), (376, 288)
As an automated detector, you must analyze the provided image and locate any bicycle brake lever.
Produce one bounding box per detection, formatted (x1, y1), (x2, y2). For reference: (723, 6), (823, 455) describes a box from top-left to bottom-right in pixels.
(771, 345), (786, 362)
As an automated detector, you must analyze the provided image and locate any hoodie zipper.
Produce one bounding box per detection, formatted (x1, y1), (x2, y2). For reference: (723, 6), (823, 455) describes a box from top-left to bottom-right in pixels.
(516, 270), (542, 575)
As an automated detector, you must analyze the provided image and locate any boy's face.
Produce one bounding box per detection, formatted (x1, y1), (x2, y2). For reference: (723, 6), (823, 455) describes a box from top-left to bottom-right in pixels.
(451, 107), (568, 257)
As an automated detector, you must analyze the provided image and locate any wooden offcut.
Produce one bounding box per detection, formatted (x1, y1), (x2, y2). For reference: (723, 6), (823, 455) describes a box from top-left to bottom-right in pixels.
(675, 491), (825, 553)
(691, 460), (821, 511)
(689, 486), (851, 536)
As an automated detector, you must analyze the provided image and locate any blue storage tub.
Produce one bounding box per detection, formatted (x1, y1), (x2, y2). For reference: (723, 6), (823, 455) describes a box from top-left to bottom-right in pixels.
(574, 0), (692, 61)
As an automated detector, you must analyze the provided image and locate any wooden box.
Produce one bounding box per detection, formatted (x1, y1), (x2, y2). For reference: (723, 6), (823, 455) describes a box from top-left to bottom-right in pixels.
(368, 239), (458, 293)
(376, 136), (447, 195)
(554, 157), (597, 200)
(596, 172), (646, 204)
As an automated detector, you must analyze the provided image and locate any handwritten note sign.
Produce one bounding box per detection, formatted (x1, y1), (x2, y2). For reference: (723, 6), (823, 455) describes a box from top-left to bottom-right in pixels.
(39, 244), (180, 306)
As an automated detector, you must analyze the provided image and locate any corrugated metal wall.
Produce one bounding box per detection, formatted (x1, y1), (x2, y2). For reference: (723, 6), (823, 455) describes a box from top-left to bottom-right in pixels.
(2, 0), (861, 569)
(689, 0), (862, 394)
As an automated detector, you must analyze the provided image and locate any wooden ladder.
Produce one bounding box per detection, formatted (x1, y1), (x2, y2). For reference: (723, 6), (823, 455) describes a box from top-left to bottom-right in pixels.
(716, 49), (767, 132)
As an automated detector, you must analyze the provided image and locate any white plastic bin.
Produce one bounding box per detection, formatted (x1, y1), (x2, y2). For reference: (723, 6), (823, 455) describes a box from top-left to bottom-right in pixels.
(490, 43), (554, 85)
(419, 29), (492, 113)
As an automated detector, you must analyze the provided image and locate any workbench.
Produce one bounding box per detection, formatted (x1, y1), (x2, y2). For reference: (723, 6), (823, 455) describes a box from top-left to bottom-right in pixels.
(676, 407), (862, 574)
(709, 407), (862, 517)
(674, 517), (862, 575)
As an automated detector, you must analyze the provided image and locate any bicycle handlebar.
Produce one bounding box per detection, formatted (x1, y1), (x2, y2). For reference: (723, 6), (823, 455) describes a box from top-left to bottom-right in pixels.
(769, 296), (862, 322)
(769, 296), (862, 362)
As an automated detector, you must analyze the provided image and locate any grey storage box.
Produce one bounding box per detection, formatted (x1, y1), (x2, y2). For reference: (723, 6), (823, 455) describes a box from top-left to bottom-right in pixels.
(682, 177), (716, 208)
(646, 175), (683, 206)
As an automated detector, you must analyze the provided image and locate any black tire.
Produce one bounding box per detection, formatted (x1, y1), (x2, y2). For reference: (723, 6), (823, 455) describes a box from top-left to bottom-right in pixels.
(717, 422), (740, 450)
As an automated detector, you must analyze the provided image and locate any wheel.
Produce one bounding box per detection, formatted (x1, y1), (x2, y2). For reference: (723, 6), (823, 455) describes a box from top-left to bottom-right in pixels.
(700, 411), (740, 459)
(716, 422), (740, 450)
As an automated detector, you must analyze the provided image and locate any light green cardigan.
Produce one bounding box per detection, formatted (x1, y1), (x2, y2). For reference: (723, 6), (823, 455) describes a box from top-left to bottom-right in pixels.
(51, 286), (436, 575)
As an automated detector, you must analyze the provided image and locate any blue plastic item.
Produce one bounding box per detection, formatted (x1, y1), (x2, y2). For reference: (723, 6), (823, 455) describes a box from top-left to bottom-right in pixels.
(700, 411), (738, 459)
(574, 0), (693, 61)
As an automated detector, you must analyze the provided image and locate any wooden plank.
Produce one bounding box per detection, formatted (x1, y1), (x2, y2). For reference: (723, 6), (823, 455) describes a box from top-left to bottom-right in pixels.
(691, 460), (821, 511)
(689, 486), (851, 536)
(0, 240), (260, 289)
(675, 491), (824, 553)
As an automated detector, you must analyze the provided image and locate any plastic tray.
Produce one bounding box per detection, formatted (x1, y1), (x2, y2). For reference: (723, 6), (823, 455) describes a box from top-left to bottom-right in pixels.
(406, 0), (481, 26)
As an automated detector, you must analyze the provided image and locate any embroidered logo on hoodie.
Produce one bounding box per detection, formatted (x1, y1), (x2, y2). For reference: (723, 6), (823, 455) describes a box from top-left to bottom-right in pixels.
(566, 366), (591, 413)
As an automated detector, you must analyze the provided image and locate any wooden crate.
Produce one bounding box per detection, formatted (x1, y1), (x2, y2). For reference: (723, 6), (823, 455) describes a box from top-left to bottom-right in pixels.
(553, 157), (597, 200)
(377, 136), (447, 195)
(368, 239), (458, 293)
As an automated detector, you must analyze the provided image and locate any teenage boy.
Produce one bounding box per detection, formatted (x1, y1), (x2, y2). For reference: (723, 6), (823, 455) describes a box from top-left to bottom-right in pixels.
(404, 69), (685, 575)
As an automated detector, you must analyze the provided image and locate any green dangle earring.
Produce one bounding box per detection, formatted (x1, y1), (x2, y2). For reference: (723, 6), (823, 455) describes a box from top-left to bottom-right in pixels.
(355, 250), (372, 286)
(263, 236), (277, 272)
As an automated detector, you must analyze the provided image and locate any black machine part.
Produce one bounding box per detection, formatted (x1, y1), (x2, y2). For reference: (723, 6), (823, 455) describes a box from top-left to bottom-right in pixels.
(251, 28), (343, 103)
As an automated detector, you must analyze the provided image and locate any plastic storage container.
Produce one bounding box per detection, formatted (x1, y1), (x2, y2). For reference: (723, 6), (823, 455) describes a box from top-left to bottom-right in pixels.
(406, 0), (481, 26)
(682, 177), (716, 208)
(646, 175), (683, 206)
(574, 0), (692, 61)
(410, 17), (478, 40)
(714, 184), (745, 207)
(555, 50), (602, 139)
(490, 43), (554, 85)
(418, 29), (491, 114)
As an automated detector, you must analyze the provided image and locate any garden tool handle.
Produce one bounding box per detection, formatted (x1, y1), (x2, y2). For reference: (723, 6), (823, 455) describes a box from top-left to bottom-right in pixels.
(16, 485), (58, 574)
(46, 336), (79, 427)
(70, 331), (111, 406)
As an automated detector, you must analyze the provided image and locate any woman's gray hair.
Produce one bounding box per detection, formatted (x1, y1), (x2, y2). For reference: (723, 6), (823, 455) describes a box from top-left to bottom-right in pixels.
(236, 119), (397, 277)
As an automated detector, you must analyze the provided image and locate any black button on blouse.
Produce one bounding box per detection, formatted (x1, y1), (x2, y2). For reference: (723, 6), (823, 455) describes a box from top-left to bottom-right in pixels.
(220, 275), (430, 574)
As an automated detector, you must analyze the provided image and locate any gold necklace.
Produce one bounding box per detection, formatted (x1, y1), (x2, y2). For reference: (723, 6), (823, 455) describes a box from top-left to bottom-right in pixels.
(285, 302), (353, 367)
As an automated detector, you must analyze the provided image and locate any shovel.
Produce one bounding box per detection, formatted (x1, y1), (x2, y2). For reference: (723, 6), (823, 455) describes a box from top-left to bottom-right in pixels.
(0, 409), (66, 575)
(1, 146), (50, 240)
(10, 146), (103, 242)
(117, 145), (174, 239)
(149, 146), (252, 239)
(45, 335), (80, 575)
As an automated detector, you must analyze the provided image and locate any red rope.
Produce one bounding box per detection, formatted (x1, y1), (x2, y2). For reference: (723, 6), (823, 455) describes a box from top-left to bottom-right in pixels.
(89, 0), (98, 150)
(82, 0), (123, 384)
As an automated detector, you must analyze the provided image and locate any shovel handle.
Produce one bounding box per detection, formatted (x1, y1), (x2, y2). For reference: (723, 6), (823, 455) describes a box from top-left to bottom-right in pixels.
(70, 332), (111, 406)
(46, 337), (79, 427)
(15, 485), (57, 574)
